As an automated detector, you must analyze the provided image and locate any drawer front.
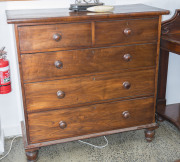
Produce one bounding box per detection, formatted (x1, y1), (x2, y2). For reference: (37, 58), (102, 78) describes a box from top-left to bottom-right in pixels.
(28, 97), (155, 143)
(21, 44), (157, 83)
(25, 69), (155, 112)
(95, 18), (158, 45)
(18, 23), (92, 52)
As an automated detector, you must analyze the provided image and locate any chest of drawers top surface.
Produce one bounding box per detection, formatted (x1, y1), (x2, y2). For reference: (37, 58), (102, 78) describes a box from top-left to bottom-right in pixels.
(6, 4), (169, 24)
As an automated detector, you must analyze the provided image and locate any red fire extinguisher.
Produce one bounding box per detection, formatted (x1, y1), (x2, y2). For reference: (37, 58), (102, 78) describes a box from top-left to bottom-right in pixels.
(0, 47), (11, 94)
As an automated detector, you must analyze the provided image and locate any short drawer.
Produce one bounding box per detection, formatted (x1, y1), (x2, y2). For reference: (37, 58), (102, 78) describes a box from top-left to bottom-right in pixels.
(24, 69), (155, 112)
(28, 97), (155, 143)
(21, 43), (157, 83)
(18, 22), (92, 52)
(95, 18), (158, 45)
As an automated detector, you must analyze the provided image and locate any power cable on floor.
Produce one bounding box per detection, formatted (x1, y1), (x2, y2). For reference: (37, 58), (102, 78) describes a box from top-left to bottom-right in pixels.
(0, 136), (21, 161)
(78, 136), (108, 149)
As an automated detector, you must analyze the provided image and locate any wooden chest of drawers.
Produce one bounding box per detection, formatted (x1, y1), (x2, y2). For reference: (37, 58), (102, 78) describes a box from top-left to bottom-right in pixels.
(6, 4), (169, 161)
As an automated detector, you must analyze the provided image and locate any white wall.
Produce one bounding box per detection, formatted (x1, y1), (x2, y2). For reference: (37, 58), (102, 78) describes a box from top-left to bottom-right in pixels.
(0, 3), (22, 137)
(0, 117), (4, 154)
(0, 0), (180, 137)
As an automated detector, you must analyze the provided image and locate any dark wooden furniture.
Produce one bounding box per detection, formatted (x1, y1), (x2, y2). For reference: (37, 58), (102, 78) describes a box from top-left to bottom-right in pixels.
(6, 4), (169, 162)
(157, 9), (180, 129)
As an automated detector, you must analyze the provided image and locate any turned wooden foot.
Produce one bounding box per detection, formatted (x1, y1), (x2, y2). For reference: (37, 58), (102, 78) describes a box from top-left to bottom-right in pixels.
(156, 114), (164, 122)
(25, 149), (39, 162)
(144, 126), (158, 142)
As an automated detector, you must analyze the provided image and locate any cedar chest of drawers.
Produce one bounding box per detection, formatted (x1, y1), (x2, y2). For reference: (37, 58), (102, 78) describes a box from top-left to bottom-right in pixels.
(6, 4), (169, 161)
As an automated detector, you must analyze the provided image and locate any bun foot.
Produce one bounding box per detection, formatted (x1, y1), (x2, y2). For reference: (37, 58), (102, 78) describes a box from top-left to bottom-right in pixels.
(26, 149), (39, 162)
(145, 125), (158, 142)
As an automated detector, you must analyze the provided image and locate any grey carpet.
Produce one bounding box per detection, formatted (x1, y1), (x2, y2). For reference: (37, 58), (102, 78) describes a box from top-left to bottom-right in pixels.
(0, 121), (180, 162)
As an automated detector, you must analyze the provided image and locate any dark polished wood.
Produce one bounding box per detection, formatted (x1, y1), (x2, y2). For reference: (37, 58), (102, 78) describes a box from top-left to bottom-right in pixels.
(6, 4), (169, 24)
(161, 9), (180, 35)
(21, 44), (157, 83)
(157, 49), (169, 108)
(124, 28), (132, 36)
(21, 121), (158, 151)
(59, 121), (67, 129)
(25, 149), (39, 162)
(7, 5), (169, 161)
(157, 9), (180, 130)
(157, 103), (180, 128)
(122, 111), (130, 119)
(18, 22), (92, 52)
(53, 33), (62, 42)
(95, 18), (158, 45)
(144, 125), (158, 142)
(25, 69), (155, 112)
(28, 97), (155, 144)
(161, 34), (180, 54)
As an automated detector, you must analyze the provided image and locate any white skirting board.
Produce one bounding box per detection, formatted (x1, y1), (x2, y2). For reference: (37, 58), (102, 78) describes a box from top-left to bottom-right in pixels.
(3, 125), (22, 138)
(0, 127), (4, 155)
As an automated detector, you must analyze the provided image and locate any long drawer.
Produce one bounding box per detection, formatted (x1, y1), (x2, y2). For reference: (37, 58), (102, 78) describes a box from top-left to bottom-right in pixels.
(28, 97), (155, 143)
(21, 43), (157, 83)
(24, 69), (155, 112)
(18, 22), (92, 52)
(95, 18), (158, 45)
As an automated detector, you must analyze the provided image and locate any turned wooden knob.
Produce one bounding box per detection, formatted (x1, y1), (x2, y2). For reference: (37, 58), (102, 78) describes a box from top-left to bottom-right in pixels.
(123, 81), (131, 89)
(122, 111), (130, 119)
(124, 28), (132, 36)
(53, 33), (62, 42)
(57, 90), (65, 99)
(54, 60), (63, 69)
(59, 121), (67, 129)
(123, 54), (132, 62)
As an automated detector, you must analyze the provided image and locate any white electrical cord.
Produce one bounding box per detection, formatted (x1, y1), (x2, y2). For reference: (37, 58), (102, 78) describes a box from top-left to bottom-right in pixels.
(0, 136), (21, 161)
(79, 136), (108, 149)
(0, 135), (107, 161)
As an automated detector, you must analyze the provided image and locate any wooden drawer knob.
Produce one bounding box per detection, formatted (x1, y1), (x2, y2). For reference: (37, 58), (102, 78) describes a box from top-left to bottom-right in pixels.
(57, 90), (65, 99)
(123, 81), (131, 89)
(54, 60), (63, 69)
(53, 33), (62, 42)
(122, 111), (130, 119)
(124, 28), (132, 36)
(59, 121), (67, 129)
(123, 54), (132, 62)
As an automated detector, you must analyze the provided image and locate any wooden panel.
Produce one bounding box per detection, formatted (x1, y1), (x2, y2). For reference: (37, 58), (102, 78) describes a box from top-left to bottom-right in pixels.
(95, 18), (158, 45)
(21, 43), (157, 83)
(24, 69), (155, 112)
(161, 34), (180, 54)
(157, 10), (180, 130)
(6, 4), (169, 24)
(18, 22), (92, 52)
(161, 9), (180, 35)
(157, 103), (180, 130)
(28, 97), (155, 143)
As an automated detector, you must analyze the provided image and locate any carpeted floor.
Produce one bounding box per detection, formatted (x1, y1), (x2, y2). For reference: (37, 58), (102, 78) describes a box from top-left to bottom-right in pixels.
(0, 121), (180, 162)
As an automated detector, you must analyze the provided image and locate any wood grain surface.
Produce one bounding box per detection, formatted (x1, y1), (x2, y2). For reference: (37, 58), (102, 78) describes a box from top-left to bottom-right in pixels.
(24, 68), (155, 112)
(21, 43), (157, 83)
(6, 4), (169, 24)
(157, 9), (180, 130)
(28, 97), (155, 143)
(95, 18), (158, 45)
(17, 18), (158, 53)
(18, 22), (92, 52)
